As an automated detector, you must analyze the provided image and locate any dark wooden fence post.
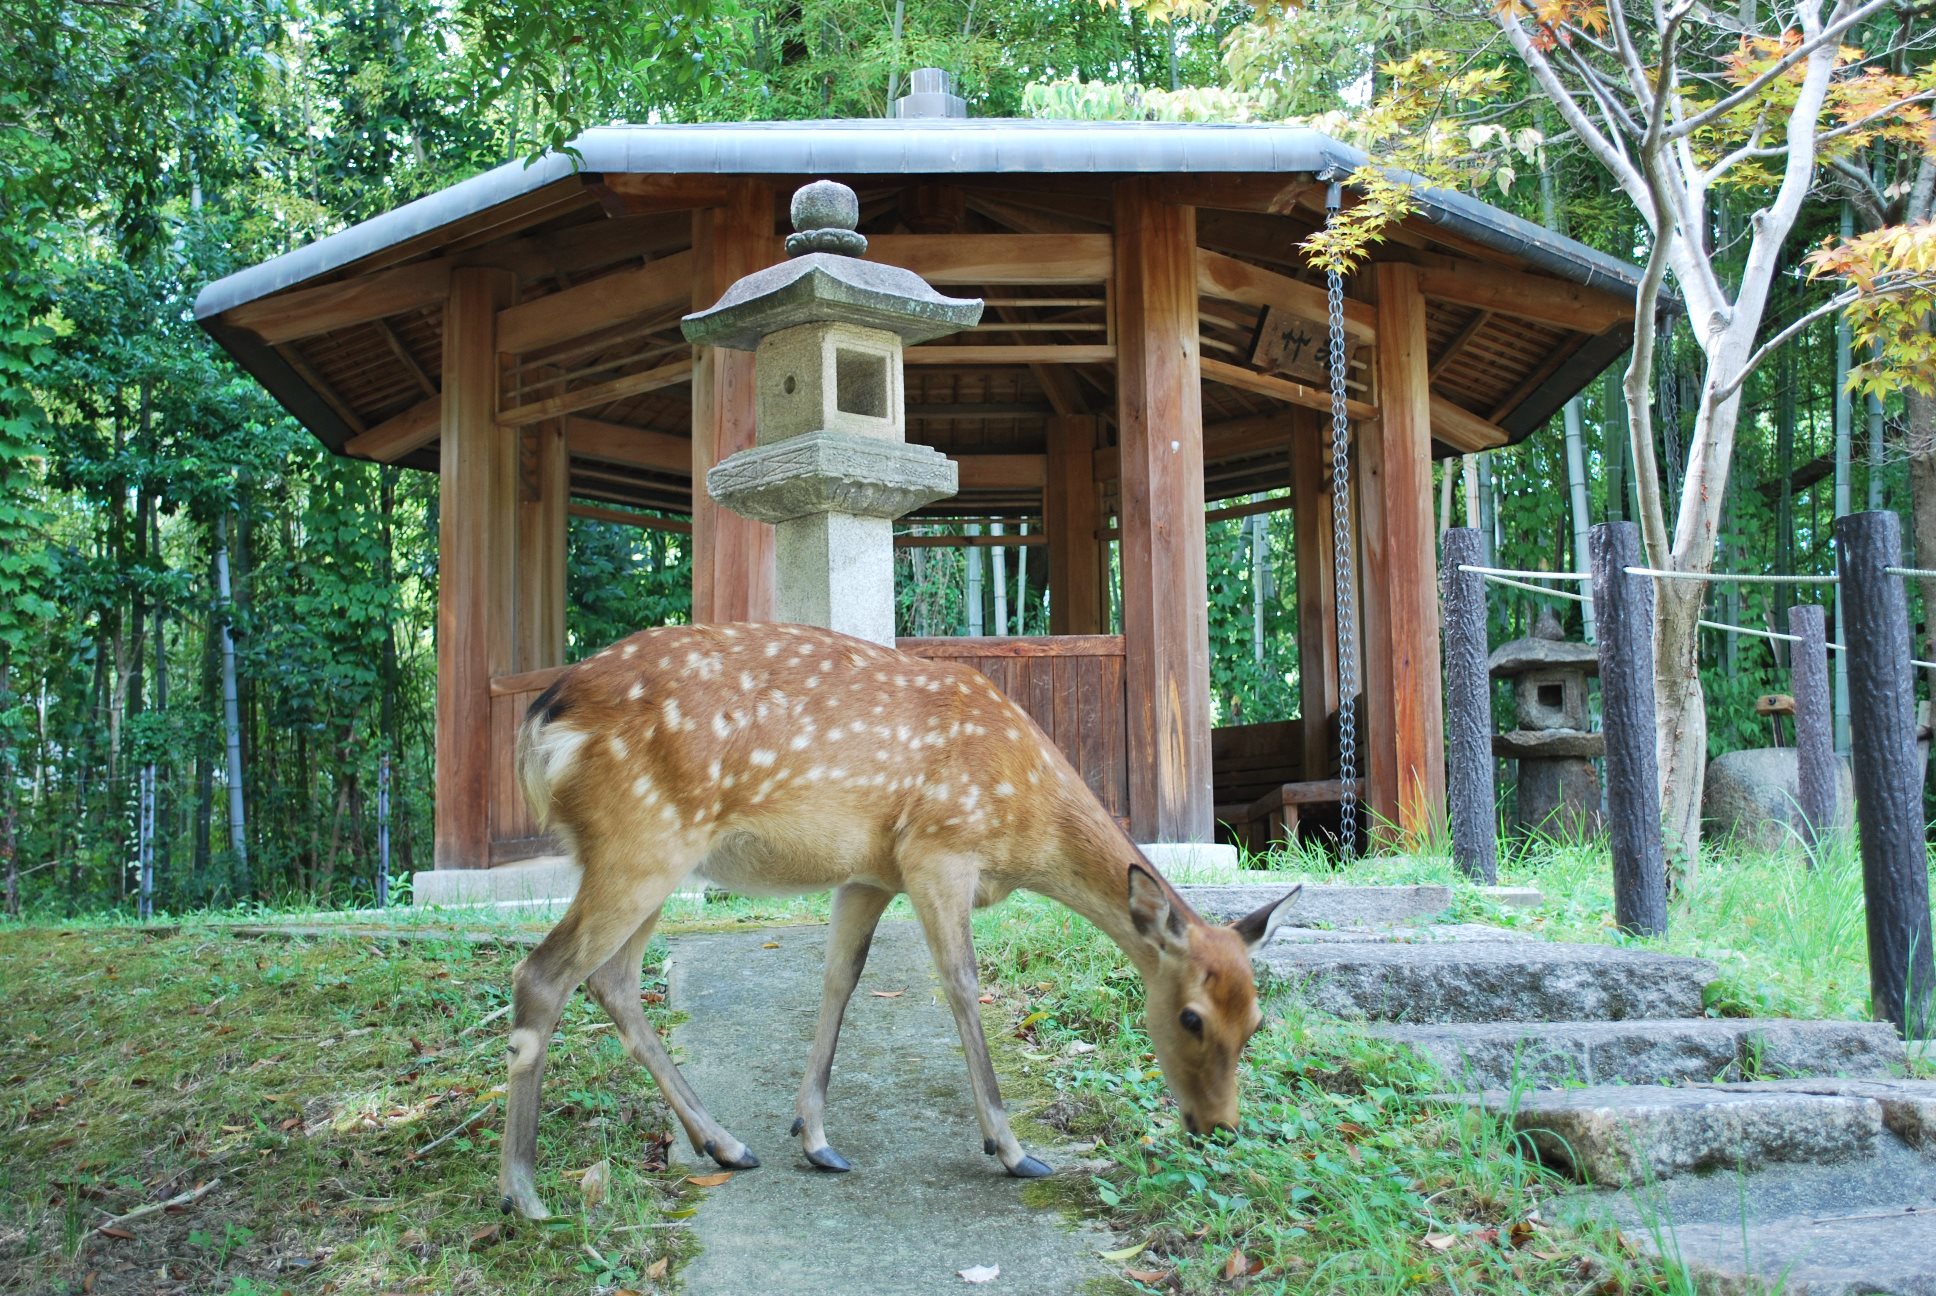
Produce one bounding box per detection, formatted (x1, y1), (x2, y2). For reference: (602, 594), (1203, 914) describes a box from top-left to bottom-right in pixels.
(1834, 510), (1934, 1040)
(1788, 603), (1836, 865)
(1441, 528), (1497, 884)
(1590, 522), (1668, 937)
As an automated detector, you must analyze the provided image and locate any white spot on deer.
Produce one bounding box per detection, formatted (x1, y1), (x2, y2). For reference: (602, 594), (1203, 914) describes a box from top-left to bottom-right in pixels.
(712, 712), (733, 739)
(632, 776), (654, 800)
(994, 782), (1016, 797)
(803, 766), (825, 783)
(628, 682), (644, 701)
(740, 671), (756, 693)
(609, 735), (630, 760)
(789, 733), (812, 752)
(1028, 768), (1042, 784)
(1005, 727), (1020, 741)
(721, 773), (737, 789)
(923, 783), (949, 801)
(875, 749), (890, 762)
(961, 785), (982, 811)
(805, 675), (822, 689)
(662, 698), (684, 730)
(621, 643), (636, 658)
(765, 641), (780, 657)
(750, 748), (777, 767)
(707, 758), (721, 783)
(659, 656), (673, 669)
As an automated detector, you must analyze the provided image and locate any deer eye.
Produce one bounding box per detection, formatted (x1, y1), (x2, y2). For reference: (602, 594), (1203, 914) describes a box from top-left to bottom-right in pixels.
(1179, 1008), (1204, 1036)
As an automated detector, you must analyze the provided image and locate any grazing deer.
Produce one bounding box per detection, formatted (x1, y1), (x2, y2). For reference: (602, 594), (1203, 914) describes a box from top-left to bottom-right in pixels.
(498, 621), (1298, 1219)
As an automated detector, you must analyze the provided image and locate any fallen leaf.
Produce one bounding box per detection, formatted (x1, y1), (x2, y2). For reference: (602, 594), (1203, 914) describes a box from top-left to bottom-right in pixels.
(81, 1272), (96, 1294)
(958, 1264), (1000, 1283)
(642, 991), (665, 1004)
(1066, 1041), (1097, 1056)
(1221, 1248), (1263, 1278)
(97, 1227), (134, 1241)
(1125, 1269), (1171, 1285)
(977, 994), (994, 1004)
(870, 990), (906, 999)
(1099, 1241), (1146, 1261)
(685, 1172), (732, 1187)
(647, 1256), (669, 1279)
(469, 1223), (501, 1246)
(1423, 1233), (1458, 1251)
(1530, 1250), (1564, 1262)
(761, 941), (780, 949)
(579, 1158), (610, 1210)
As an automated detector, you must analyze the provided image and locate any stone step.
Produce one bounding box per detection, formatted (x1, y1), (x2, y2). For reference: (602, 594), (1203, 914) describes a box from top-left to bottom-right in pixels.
(1178, 881), (1541, 929)
(1254, 939), (1716, 1023)
(1376, 1017), (1904, 1089)
(1446, 1080), (1936, 1188)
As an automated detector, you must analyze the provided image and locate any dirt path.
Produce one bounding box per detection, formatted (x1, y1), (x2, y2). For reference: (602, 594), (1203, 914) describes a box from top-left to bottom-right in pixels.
(666, 921), (1114, 1294)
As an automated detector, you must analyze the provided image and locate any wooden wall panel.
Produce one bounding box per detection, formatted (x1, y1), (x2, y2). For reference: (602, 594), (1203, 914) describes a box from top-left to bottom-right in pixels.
(518, 419), (569, 672)
(1114, 180), (1213, 842)
(1290, 422), (1340, 782)
(691, 181), (777, 624)
(1046, 414), (1106, 635)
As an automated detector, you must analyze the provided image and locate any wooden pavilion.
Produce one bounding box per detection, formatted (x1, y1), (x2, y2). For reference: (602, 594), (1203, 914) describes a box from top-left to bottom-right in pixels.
(196, 118), (1638, 875)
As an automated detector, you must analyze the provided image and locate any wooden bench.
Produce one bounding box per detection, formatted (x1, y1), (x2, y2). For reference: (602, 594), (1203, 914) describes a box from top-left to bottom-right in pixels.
(1211, 704), (1358, 852)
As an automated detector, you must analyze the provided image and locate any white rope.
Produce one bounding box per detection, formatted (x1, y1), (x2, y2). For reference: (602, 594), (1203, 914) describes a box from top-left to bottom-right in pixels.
(1458, 564), (1589, 583)
(1887, 566), (1936, 580)
(1627, 566), (1839, 585)
(1478, 571), (1591, 604)
(1695, 617), (1846, 652)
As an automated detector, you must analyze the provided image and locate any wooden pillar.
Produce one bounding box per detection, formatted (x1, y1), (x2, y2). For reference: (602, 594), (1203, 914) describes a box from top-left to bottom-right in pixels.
(1113, 181), (1213, 843)
(1046, 414), (1106, 635)
(518, 419), (568, 670)
(691, 181), (776, 624)
(434, 266), (515, 871)
(1290, 418), (1339, 781)
(1360, 263), (1446, 839)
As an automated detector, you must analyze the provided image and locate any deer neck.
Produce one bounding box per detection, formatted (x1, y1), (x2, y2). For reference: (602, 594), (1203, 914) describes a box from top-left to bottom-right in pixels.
(1032, 803), (1181, 979)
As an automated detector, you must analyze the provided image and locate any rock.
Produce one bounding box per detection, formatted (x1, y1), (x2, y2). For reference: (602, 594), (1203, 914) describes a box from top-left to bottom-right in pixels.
(1515, 756), (1603, 839)
(1254, 940), (1716, 1023)
(1177, 883), (1453, 928)
(1704, 747), (1855, 850)
(1493, 729), (1604, 758)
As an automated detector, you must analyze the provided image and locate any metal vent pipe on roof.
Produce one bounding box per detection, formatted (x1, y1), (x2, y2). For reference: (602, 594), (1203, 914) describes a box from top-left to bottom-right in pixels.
(893, 68), (967, 119)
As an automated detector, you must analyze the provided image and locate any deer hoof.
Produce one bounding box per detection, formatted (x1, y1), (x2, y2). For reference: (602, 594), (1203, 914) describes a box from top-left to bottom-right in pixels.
(1006, 1155), (1053, 1179)
(500, 1188), (551, 1219)
(704, 1138), (761, 1170)
(805, 1145), (852, 1172)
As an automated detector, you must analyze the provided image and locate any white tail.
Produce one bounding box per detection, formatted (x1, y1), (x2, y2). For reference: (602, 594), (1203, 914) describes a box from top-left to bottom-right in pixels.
(496, 622), (1298, 1219)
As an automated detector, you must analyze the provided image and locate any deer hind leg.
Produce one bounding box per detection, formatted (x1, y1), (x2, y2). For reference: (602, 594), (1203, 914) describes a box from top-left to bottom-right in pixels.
(498, 857), (691, 1219)
(792, 881), (895, 1172)
(585, 912), (760, 1172)
(904, 860), (1052, 1179)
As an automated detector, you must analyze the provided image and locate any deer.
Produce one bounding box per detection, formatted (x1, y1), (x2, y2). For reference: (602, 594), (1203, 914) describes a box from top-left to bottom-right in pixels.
(497, 620), (1299, 1219)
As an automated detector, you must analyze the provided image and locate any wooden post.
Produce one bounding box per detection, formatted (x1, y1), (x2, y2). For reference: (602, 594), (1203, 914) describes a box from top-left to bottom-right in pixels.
(1788, 602), (1836, 864)
(518, 419), (568, 671)
(1360, 263), (1446, 839)
(1441, 528), (1497, 883)
(1046, 414), (1105, 636)
(434, 266), (515, 871)
(1114, 180), (1213, 843)
(1590, 521), (1668, 937)
(1291, 422), (1338, 781)
(691, 181), (777, 624)
(1834, 510), (1934, 1039)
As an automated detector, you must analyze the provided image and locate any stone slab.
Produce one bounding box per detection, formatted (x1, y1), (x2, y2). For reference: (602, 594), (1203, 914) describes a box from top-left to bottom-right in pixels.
(1644, 1209), (1936, 1295)
(668, 923), (1112, 1294)
(409, 857), (704, 908)
(1136, 842), (1241, 881)
(1179, 883), (1455, 927)
(1256, 940), (1716, 1023)
(1447, 1084), (1883, 1187)
(1376, 1018), (1904, 1090)
(1713, 1078), (1936, 1150)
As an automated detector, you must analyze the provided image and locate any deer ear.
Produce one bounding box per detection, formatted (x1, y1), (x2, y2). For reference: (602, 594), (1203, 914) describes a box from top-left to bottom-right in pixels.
(1230, 885), (1302, 953)
(1126, 863), (1188, 952)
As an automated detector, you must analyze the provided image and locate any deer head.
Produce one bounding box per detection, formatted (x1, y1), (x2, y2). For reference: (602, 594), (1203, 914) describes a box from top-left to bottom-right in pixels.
(1127, 866), (1300, 1135)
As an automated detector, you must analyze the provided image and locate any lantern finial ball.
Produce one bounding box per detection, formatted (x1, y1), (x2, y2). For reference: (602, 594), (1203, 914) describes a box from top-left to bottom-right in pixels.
(787, 180), (868, 258)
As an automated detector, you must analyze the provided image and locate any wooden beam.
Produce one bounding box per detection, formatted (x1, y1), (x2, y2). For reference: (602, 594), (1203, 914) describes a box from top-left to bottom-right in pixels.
(1047, 415), (1106, 635)
(895, 530), (1047, 548)
(496, 251), (693, 355)
(498, 357), (692, 427)
(1114, 180), (1213, 843)
(274, 344), (366, 433)
(953, 454), (1047, 489)
(1195, 248), (1377, 344)
(1201, 357), (1378, 422)
(1360, 263), (1446, 841)
(1429, 309), (1492, 380)
(1415, 262), (1630, 334)
(569, 502), (693, 534)
(691, 181), (778, 624)
(344, 395), (440, 462)
(904, 344), (1114, 366)
(1290, 425), (1340, 783)
(231, 261), (451, 346)
(434, 267), (515, 872)
(867, 234), (1112, 285)
(375, 318), (437, 397)
(565, 416), (691, 475)
(518, 421), (568, 672)
(1429, 395), (1512, 453)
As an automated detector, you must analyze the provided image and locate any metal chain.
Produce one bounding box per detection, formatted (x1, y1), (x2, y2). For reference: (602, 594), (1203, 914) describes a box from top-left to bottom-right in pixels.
(1324, 181), (1359, 861)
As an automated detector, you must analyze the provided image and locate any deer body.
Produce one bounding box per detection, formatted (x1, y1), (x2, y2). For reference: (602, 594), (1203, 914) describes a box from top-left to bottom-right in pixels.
(499, 622), (1296, 1219)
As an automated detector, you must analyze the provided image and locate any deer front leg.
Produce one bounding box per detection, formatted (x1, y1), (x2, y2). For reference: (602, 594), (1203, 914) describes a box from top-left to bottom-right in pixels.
(793, 881), (896, 1171)
(585, 912), (761, 1172)
(906, 867), (1052, 1179)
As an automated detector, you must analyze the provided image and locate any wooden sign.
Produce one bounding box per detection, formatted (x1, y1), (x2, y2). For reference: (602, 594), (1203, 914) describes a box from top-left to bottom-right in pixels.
(1250, 305), (1353, 387)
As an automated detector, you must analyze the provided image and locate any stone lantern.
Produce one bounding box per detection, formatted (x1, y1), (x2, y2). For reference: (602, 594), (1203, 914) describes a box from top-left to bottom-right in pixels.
(1490, 607), (1605, 838)
(682, 181), (982, 645)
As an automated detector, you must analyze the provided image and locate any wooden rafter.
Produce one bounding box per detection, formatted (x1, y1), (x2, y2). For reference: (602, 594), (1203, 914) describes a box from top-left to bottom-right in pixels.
(499, 357), (693, 426)
(374, 318), (437, 397)
(344, 395), (439, 461)
(497, 251), (694, 355)
(569, 502), (693, 533)
(905, 344), (1113, 366)
(1429, 396), (1511, 453)
(274, 343), (367, 432)
(235, 263), (450, 347)
(1201, 357), (1377, 422)
(1416, 262), (1630, 334)
(1429, 309), (1493, 380)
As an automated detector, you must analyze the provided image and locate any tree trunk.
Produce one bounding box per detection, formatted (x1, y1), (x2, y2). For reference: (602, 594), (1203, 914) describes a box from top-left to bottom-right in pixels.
(1903, 389), (1936, 738)
(2, 643), (16, 917)
(1654, 579), (1709, 876)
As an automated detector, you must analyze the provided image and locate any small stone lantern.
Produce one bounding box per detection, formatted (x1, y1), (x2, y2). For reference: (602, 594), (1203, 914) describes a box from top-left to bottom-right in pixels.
(682, 181), (982, 645)
(1490, 608), (1605, 838)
